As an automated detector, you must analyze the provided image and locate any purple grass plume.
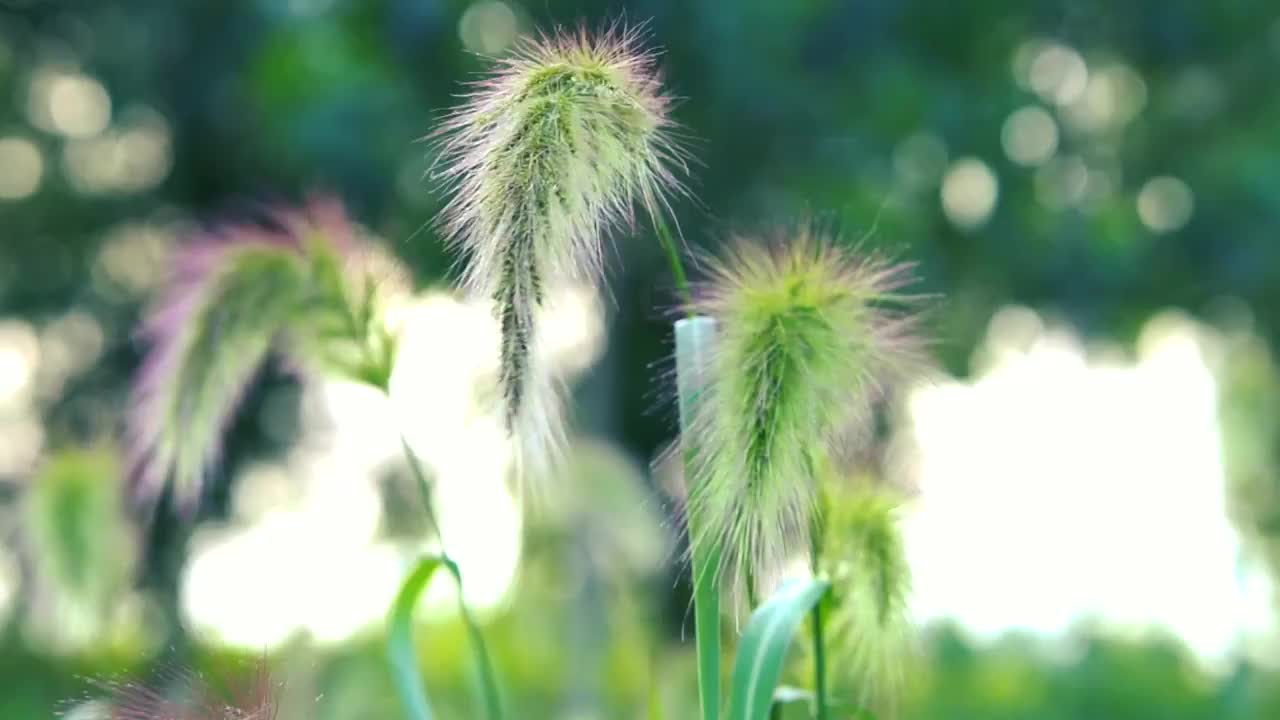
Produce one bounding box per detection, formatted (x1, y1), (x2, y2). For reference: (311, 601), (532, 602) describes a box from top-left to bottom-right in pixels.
(127, 197), (402, 513)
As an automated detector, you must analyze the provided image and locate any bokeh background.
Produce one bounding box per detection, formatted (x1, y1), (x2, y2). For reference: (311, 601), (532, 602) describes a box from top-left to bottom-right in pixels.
(3, 0), (1280, 717)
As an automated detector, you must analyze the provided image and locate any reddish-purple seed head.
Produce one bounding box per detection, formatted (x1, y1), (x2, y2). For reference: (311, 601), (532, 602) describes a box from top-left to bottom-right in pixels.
(127, 197), (367, 513)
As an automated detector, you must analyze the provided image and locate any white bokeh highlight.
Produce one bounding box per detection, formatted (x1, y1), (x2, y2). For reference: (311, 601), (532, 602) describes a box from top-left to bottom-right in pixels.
(896, 308), (1276, 666)
(179, 286), (603, 650)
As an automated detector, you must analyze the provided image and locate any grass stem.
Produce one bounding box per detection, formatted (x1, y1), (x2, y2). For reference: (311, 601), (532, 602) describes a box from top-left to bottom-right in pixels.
(811, 498), (829, 720)
(676, 316), (722, 720)
(654, 214), (693, 314)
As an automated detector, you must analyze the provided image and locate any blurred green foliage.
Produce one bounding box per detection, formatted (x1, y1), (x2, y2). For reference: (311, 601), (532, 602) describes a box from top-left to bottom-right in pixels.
(21, 448), (135, 647)
(2, 0), (1280, 717)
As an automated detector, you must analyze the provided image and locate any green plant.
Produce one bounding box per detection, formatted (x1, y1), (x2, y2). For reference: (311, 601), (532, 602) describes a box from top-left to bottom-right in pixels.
(728, 578), (830, 720)
(675, 228), (924, 719)
(818, 482), (915, 714)
(120, 21), (930, 720)
(124, 198), (503, 719)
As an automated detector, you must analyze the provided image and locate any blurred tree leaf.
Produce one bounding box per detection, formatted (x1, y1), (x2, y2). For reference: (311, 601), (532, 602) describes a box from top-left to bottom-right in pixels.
(22, 446), (135, 647)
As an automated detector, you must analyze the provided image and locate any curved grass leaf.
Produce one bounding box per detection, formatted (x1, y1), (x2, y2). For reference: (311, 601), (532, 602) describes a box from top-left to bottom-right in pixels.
(388, 554), (505, 720)
(388, 556), (443, 720)
(727, 578), (831, 720)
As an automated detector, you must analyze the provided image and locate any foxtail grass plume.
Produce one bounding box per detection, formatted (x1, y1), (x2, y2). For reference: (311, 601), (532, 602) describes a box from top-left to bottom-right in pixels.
(683, 227), (924, 589)
(129, 198), (404, 512)
(820, 485), (914, 713)
(433, 24), (685, 474)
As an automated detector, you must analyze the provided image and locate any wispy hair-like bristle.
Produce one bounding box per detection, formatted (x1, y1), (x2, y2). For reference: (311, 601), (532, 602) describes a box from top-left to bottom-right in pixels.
(683, 226), (924, 587)
(86, 654), (281, 720)
(433, 23), (686, 474)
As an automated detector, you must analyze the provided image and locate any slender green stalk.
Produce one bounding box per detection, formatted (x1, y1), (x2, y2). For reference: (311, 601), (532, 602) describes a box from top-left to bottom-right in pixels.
(676, 316), (721, 720)
(398, 436), (505, 720)
(654, 214), (693, 313)
(810, 519), (829, 720)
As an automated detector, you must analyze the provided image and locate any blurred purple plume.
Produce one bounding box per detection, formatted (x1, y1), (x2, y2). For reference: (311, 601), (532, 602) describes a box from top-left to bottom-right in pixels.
(126, 196), (365, 514)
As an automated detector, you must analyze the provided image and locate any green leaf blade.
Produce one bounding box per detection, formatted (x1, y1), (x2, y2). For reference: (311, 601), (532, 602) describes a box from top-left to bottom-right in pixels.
(728, 578), (832, 720)
(387, 556), (443, 720)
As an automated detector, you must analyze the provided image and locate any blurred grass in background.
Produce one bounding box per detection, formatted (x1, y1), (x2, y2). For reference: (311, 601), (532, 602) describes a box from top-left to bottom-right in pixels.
(3, 0), (1280, 717)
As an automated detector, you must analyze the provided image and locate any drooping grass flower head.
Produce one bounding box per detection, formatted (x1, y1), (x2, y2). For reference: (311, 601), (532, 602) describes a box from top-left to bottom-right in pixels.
(819, 483), (915, 713)
(128, 197), (406, 512)
(433, 23), (686, 474)
(683, 226), (924, 590)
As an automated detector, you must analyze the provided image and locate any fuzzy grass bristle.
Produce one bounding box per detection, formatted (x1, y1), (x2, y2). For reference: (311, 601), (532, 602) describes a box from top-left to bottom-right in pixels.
(682, 226), (924, 589)
(88, 655), (281, 720)
(433, 23), (686, 475)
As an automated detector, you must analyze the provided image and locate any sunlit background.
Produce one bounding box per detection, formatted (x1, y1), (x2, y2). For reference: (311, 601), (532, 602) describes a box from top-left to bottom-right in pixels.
(4, 0), (1280, 718)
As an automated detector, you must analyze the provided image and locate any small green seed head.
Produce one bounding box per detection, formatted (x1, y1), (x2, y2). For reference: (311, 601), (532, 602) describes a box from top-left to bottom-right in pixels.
(821, 483), (915, 712)
(683, 226), (924, 587)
